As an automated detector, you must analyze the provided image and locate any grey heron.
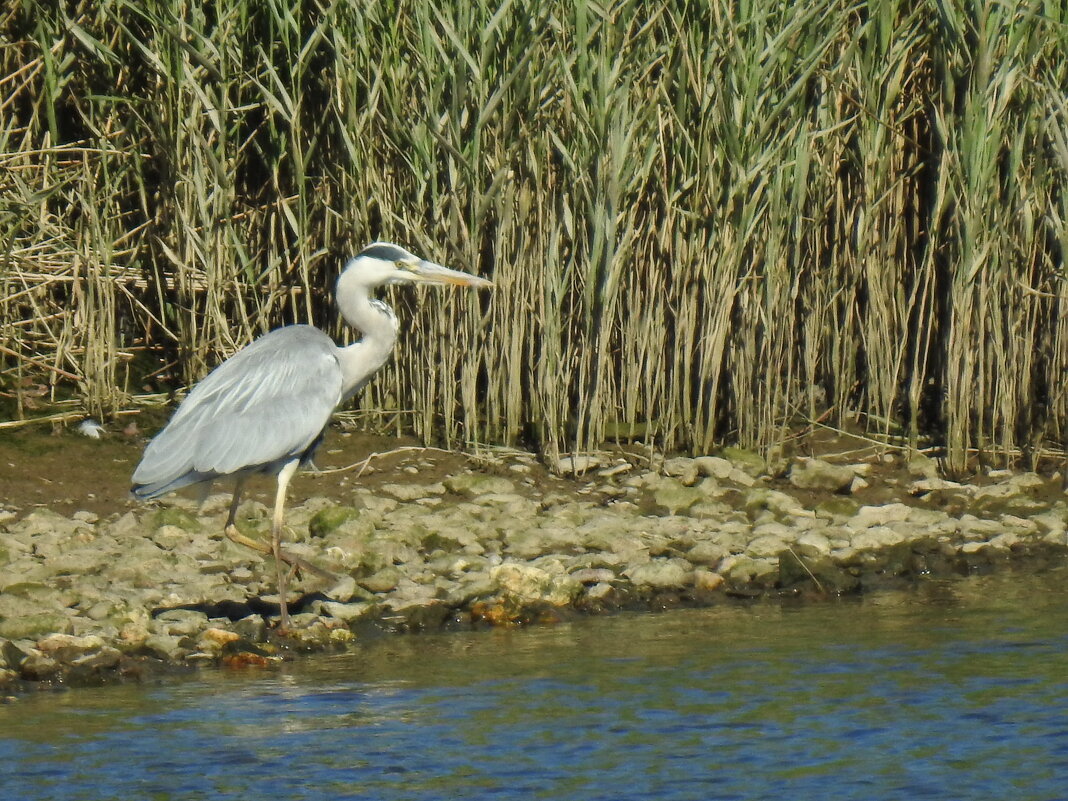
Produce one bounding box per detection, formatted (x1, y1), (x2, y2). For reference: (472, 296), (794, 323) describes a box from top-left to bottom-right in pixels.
(131, 242), (492, 628)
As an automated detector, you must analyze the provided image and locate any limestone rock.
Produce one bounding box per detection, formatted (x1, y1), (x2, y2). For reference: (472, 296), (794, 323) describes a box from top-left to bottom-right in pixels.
(719, 555), (778, 587)
(796, 532), (833, 558)
(308, 506), (362, 538)
(444, 473), (517, 497)
(0, 612), (73, 640)
(490, 562), (580, 605)
(846, 503), (913, 530)
(653, 480), (705, 515)
(624, 558), (692, 589)
(719, 447), (767, 477)
(746, 534), (790, 559)
(789, 459), (855, 493)
(663, 457), (700, 485)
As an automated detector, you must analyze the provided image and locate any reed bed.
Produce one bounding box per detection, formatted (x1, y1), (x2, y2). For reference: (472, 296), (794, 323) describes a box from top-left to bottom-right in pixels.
(1, 0), (1065, 472)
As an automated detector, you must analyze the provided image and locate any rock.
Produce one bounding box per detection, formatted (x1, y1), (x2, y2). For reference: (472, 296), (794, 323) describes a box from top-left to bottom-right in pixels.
(719, 447), (767, 477)
(325, 574), (358, 603)
(199, 628), (241, 649)
(778, 551), (859, 593)
(624, 559), (692, 590)
(0, 613), (73, 640)
(1, 640), (30, 670)
(230, 615), (267, 642)
(957, 515), (1005, 541)
(597, 461), (633, 478)
(744, 488), (807, 520)
(582, 527), (648, 562)
(70, 646), (122, 671)
(905, 507), (952, 526)
(490, 562), (580, 605)
(719, 555), (778, 587)
(143, 633), (187, 661)
(444, 474), (517, 497)
(663, 458), (699, 485)
(43, 547), (112, 576)
(998, 515), (1038, 536)
(907, 453), (940, 479)
(693, 568), (724, 592)
(360, 567), (402, 594)
(385, 598), (451, 630)
(1004, 472), (1046, 491)
(584, 582), (615, 601)
(690, 499), (735, 519)
(150, 507), (201, 532)
(151, 525), (192, 550)
(693, 457), (757, 487)
(380, 482), (444, 501)
(746, 534), (790, 559)
(846, 503), (913, 530)
(151, 609), (208, 637)
(686, 541), (730, 567)
(20, 651), (61, 680)
(850, 526), (907, 550)
(506, 529), (568, 560)
(570, 568), (617, 585)
(1032, 509), (1067, 538)
(1042, 529), (1067, 546)
(420, 527), (475, 553)
(987, 532), (1021, 551)
(796, 532), (832, 557)
(653, 480), (706, 515)
(552, 454), (602, 474)
(352, 491), (398, 515)
(8, 508), (92, 540)
(693, 456), (733, 479)
(308, 506), (362, 538)
(320, 601), (375, 623)
(445, 575), (498, 607)
(36, 633), (105, 653)
(789, 459), (855, 493)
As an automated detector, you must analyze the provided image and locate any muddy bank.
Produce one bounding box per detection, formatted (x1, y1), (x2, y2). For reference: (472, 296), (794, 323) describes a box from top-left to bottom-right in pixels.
(1, 444), (1066, 693)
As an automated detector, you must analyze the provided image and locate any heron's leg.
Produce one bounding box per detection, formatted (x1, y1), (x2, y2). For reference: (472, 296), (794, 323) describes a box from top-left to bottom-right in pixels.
(225, 524), (338, 581)
(225, 477), (247, 529)
(222, 469), (338, 619)
(272, 460), (299, 630)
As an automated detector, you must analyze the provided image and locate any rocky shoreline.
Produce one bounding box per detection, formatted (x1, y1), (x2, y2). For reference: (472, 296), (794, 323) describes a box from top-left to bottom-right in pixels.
(2, 447), (1066, 693)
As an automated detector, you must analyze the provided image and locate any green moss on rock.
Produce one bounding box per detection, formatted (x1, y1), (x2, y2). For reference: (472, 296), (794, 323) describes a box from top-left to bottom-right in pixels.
(308, 506), (362, 538)
(150, 507), (201, 532)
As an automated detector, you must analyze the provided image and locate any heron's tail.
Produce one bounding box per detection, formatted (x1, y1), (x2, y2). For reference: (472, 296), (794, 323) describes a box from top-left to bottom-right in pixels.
(130, 470), (215, 501)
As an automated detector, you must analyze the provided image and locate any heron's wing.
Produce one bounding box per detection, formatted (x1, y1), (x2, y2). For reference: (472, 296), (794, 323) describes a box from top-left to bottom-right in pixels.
(132, 326), (343, 493)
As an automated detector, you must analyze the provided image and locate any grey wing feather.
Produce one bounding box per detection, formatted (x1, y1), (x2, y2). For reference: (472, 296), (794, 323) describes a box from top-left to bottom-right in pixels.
(132, 326), (343, 497)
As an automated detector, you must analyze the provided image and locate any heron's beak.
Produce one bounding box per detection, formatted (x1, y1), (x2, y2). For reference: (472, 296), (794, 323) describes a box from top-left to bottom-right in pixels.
(407, 260), (493, 289)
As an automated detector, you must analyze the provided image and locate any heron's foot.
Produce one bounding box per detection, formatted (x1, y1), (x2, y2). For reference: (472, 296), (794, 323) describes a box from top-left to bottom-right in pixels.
(223, 525), (339, 583)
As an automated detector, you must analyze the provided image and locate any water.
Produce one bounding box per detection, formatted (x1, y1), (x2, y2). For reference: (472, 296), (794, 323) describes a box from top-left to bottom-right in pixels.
(3, 567), (1068, 801)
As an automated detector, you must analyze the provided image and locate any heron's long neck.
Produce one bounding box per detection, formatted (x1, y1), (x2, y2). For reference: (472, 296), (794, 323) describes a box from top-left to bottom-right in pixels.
(335, 274), (398, 399)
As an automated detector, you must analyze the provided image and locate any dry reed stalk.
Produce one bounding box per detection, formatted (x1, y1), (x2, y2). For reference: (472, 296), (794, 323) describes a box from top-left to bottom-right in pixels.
(0, 0), (1064, 472)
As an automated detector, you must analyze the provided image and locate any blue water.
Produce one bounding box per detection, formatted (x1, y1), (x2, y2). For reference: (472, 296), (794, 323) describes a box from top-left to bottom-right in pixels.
(3, 567), (1068, 800)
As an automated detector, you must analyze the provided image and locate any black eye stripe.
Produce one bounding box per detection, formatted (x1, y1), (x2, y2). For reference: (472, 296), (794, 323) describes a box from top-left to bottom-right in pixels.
(359, 243), (410, 262)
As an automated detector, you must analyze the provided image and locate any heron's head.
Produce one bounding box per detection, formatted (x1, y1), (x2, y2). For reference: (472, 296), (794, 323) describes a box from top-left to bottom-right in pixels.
(343, 242), (493, 290)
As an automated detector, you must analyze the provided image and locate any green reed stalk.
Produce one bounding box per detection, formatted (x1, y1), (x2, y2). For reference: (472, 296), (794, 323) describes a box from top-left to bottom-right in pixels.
(0, 0), (1065, 472)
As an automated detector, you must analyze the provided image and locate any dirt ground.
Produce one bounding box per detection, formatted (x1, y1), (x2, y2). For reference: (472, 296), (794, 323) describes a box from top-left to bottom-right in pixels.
(0, 416), (533, 519)
(2, 407), (1064, 523)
